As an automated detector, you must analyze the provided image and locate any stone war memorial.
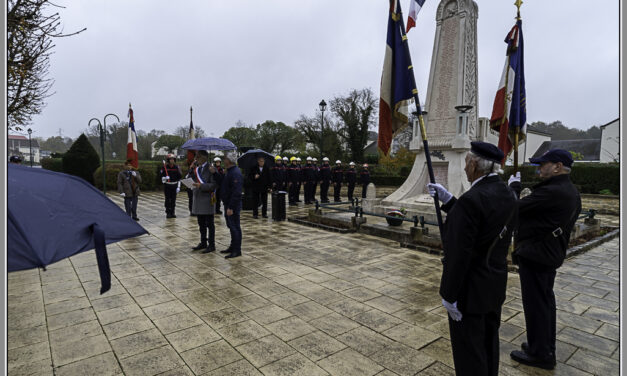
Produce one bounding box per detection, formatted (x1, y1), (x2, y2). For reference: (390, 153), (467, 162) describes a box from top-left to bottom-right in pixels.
(6, 0), (620, 375)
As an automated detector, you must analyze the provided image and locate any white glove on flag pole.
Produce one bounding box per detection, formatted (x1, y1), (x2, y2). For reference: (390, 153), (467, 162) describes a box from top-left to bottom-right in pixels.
(406, 0), (426, 33)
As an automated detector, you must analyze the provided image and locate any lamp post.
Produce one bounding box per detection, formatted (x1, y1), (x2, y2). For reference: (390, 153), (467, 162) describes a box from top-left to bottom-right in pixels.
(89, 113), (120, 194)
(27, 128), (33, 167)
(319, 99), (327, 159)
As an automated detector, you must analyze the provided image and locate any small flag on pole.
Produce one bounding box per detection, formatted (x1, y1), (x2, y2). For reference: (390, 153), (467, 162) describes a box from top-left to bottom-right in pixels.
(126, 103), (139, 168)
(378, 0), (417, 156)
(187, 106), (195, 166)
(406, 0), (426, 33)
(489, 19), (527, 163)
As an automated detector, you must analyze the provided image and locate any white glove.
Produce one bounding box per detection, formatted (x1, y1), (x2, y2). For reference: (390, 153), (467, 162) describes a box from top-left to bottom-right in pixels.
(131, 171), (137, 177)
(508, 171), (521, 186)
(442, 299), (462, 321)
(120, 193), (126, 197)
(427, 183), (453, 204)
(176, 187), (180, 193)
(161, 177), (168, 183)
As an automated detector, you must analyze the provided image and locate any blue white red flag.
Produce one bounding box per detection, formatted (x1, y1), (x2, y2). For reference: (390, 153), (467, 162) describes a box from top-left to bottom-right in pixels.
(378, 0), (417, 156)
(126, 104), (139, 168)
(489, 19), (527, 163)
(406, 0), (425, 33)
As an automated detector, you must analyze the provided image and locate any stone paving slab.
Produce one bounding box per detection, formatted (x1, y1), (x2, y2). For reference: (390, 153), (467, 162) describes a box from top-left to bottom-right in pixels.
(6, 191), (620, 375)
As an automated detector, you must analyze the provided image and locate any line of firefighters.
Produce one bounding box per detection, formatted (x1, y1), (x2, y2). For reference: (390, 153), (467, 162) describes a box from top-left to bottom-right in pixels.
(270, 156), (371, 205)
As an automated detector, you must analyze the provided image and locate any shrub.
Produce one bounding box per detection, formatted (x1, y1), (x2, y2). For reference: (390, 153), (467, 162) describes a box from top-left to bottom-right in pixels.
(365, 154), (379, 165)
(371, 174), (406, 186)
(93, 160), (191, 192)
(41, 157), (63, 172)
(598, 189), (613, 195)
(62, 134), (100, 184)
(503, 163), (619, 194)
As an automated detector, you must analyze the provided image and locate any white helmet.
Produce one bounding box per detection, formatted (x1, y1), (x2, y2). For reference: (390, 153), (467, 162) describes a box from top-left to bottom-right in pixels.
(214, 157), (221, 162)
(349, 162), (355, 166)
(306, 156), (312, 161)
(283, 156), (289, 161)
(313, 157), (318, 162)
(296, 157), (302, 162)
(335, 160), (341, 164)
(322, 157), (329, 161)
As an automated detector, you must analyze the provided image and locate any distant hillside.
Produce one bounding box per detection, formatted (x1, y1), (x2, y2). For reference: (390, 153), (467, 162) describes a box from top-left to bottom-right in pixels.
(529, 121), (601, 140)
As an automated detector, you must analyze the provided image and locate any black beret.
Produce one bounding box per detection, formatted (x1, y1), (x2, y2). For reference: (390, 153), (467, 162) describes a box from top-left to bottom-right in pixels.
(470, 141), (504, 163)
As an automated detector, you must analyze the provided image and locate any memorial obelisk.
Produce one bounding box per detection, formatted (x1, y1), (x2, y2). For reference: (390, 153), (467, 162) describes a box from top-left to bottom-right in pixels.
(379, 0), (479, 218)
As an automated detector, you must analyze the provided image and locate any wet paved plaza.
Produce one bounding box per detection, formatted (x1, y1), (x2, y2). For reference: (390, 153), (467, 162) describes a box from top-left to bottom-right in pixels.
(7, 191), (620, 375)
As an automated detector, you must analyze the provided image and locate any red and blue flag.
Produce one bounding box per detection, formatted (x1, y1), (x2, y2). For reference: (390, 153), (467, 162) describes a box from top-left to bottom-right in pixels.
(126, 104), (139, 168)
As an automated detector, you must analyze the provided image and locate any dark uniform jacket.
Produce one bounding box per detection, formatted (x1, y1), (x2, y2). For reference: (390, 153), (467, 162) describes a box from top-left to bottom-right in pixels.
(511, 174), (581, 268)
(287, 163), (300, 183)
(359, 169), (370, 184)
(160, 164), (182, 182)
(319, 164), (332, 182)
(213, 165), (225, 188)
(221, 165), (243, 214)
(271, 164), (286, 188)
(248, 165), (271, 192)
(345, 168), (357, 184)
(332, 166), (343, 183)
(303, 164), (317, 182)
(439, 175), (517, 314)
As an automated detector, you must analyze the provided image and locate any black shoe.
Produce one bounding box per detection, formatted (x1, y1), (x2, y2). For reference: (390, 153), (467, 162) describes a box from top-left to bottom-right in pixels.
(225, 252), (241, 259)
(510, 350), (556, 370)
(253, 215), (258, 219)
(262, 215), (268, 218)
(132, 217), (139, 221)
(166, 214), (173, 218)
(202, 245), (216, 254)
(193, 243), (208, 251)
(220, 249), (232, 254)
(171, 214), (177, 218)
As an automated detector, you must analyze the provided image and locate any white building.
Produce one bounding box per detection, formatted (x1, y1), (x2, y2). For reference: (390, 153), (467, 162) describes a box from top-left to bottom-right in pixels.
(151, 141), (178, 159)
(8, 135), (40, 163)
(599, 118), (619, 162)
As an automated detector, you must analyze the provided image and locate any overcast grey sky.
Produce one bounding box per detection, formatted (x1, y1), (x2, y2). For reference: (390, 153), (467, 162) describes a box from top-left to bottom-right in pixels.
(27, 0), (619, 140)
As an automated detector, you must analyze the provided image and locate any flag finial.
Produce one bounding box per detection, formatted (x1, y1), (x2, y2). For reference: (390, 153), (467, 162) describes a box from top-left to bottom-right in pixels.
(515, 0), (523, 18)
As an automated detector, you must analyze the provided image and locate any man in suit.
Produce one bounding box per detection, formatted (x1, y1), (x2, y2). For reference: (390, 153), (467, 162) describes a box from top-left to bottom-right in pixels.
(248, 156), (271, 218)
(508, 149), (581, 370)
(117, 160), (142, 220)
(191, 150), (218, 253)
(428, 141), (517, 376)
(220, 152), (243, 259)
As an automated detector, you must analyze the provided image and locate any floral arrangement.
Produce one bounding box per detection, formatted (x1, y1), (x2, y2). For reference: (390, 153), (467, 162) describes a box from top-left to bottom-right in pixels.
(386, 207), (407, 218)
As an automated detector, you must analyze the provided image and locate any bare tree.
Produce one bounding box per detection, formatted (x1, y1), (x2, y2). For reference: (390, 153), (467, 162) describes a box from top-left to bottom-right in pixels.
(174, 125), (206, 139)
(7, 0), (85, 130)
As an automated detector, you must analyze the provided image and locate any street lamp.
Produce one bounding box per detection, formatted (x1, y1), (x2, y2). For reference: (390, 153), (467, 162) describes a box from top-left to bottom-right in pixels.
(319, 99), (327, 159)
(27, 128), (33, 167)
(89, 113), (120, 194)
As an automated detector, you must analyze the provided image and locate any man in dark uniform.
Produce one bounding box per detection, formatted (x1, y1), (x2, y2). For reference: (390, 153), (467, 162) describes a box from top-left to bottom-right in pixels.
(213, 157), (225, 214)
(271, 156), (284, 191)
(160, 155), (182, 218)
(287, 156), (299, 205)
(332, 160), (343, 202)
(219, 152), (243, 259)
(345, 161), (357, 203)
(295, 157), (303, 202)
(248, 156), (271, 218)
(319, 157), (332, 203)
(509, 149), (581, 370)
(303, 157), (316, 204)
(427, 141), (517, 376)
(312, 157), (319, 201)
(185, 158), (198, 216)
(359, 163), (371, 198)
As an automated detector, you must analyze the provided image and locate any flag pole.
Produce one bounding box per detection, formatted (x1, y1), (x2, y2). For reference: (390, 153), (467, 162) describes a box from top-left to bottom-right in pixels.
(513, 0), (523, 173)
(395, 3), (444, 236)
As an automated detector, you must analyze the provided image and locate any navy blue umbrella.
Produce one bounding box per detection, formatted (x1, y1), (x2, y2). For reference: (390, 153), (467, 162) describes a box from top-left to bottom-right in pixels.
(181, 137), (236, 151)
(8, 165), (148, 294)
(237, 149), (275, 170)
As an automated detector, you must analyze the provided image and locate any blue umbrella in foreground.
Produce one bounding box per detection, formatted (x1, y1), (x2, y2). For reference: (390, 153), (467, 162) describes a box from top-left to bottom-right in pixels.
(237, 149), (275, 170)
(181, 137), (236, 151)
(8, 165), (148, 294)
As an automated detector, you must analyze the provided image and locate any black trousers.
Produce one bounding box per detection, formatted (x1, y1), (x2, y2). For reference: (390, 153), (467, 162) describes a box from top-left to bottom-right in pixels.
(215, 189), (222, 213)
(288, 182), (298, 204)
(304, 182), (313, 203)
(312, 183), (318, 202)
(187, 188), (193, 213)
(164, 184), (177, 215)
(347, 183), (356, 202)
(361, 183), (368, 198)
(449, 310), (501, 376)
(124, 196), (138, 218)
(296, 182), (302, 201)
(519, 258), (557, 358)
(197, 214), (215, 247)
(333, 182), (342, 202)
(320, 181), (330, 202)
(252, 190), (268, 216)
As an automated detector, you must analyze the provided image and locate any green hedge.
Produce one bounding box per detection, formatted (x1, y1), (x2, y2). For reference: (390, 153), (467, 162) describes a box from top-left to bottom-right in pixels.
(504, 163), (619, 194)
(93, 161), (192, 192)
(41, 157), (63, 172)
(371, 175), (406, 186)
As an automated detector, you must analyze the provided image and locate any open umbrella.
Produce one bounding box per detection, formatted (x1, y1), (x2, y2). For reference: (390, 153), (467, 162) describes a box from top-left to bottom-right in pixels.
(237, 149), (275, 169)
(8, 165), (148, 294)
(181, 137), (236, 151)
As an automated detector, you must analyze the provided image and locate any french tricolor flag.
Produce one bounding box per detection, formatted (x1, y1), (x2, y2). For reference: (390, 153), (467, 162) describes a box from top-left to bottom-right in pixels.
(406, 0), (425, 33)
(489, 19), (527, 164)
(126, 104), (139, 168)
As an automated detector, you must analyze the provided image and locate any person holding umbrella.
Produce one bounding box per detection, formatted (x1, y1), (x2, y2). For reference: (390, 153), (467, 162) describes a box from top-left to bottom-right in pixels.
(191, 150), (218, 253)
(248, 156), (271, 218)
(117, 160), (142, 221)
